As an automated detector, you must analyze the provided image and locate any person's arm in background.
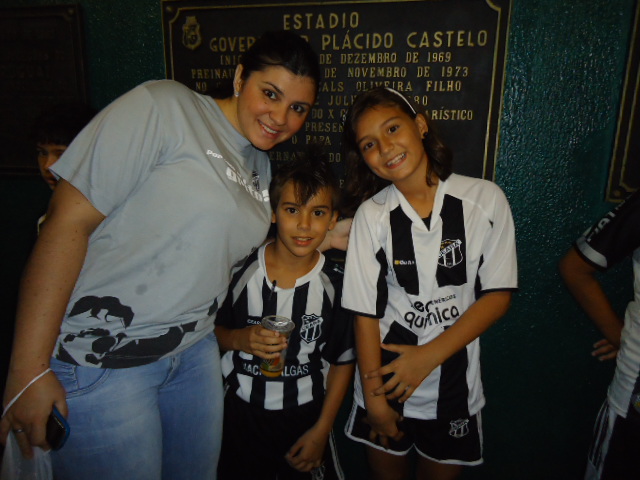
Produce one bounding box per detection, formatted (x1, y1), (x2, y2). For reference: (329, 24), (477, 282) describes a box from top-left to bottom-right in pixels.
(0, 180), (105, 457)
(559, 248), (624, 350)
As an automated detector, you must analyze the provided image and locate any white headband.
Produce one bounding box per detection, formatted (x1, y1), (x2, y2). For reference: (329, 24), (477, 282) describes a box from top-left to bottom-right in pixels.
(385, 87), (416, 116)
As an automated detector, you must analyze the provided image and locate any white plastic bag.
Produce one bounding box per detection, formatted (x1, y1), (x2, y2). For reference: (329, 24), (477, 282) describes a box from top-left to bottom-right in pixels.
(0, 431), (52, 480)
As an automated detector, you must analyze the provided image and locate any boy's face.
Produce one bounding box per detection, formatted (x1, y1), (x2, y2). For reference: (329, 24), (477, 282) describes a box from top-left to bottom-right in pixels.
(271, 180), (338, 259)
(36, 143), (66, 190)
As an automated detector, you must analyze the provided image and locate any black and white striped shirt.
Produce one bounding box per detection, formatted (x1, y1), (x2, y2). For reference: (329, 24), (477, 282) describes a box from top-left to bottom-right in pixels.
(575, 189), (640, 418)
(217, 244), (355, 410)
(343, 173), (518, 420)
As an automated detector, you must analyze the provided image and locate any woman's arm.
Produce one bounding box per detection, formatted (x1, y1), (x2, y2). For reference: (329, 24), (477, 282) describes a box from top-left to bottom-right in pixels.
(367, 291), (512, 402)
(1, 180), (105, 457)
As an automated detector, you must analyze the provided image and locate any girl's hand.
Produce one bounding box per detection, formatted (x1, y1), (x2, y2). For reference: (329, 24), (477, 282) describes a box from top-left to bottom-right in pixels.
(592, 338), (618, 361)
(285, 425), (328, 472)
(239, 325), (287, 360)
(365, 343), (438, 403)
(362, 403), (404, 449)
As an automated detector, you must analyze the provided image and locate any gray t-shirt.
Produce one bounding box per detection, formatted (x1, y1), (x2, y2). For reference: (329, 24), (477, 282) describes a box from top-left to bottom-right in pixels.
(51, 80), (272, 368)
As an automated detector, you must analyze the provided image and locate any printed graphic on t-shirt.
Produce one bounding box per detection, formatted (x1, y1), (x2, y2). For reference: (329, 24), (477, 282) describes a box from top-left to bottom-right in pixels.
(56, 295), (196, 368)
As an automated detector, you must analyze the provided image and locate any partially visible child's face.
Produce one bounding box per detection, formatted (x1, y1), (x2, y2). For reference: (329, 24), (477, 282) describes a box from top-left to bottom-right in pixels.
(271, 180), (338, 259)
(36, 143), (66, 189)
(355, 105), (429, 185)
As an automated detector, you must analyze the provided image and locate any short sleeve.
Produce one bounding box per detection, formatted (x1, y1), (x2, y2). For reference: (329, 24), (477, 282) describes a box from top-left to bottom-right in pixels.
(322, 283), (355, 365)
(342, 202), (389, 317)
(51, 82), (165, 216)
(477, 183), (518, 292)
(575, 190), (640, 270)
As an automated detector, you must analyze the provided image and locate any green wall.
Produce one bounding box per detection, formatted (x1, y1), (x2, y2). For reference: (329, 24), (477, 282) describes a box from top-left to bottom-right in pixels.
(1, 1), (637, 478)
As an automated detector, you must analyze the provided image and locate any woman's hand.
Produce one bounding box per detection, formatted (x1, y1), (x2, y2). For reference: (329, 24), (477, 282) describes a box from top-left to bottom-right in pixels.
(319, 218), (352, 252)
(1, 370), (67, 458)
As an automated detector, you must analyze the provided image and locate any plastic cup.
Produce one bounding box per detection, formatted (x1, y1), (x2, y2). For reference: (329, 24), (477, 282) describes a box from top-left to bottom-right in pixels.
(259, 315), (295, 377)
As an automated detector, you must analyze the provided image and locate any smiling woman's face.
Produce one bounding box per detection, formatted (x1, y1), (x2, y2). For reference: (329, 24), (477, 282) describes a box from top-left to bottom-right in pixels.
(234, 65), (317, 151)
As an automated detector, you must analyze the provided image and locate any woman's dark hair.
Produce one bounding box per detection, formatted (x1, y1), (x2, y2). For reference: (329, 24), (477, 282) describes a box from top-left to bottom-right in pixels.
(240, 30), (321, 87)
(31, 102), (96, 146)
(341, 87), (452, 217)
(211, 30), (321, 98)
(269, 143), (340, 214)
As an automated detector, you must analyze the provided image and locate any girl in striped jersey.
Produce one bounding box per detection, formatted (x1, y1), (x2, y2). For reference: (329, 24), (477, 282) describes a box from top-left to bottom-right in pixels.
(340, 87), (518, 480)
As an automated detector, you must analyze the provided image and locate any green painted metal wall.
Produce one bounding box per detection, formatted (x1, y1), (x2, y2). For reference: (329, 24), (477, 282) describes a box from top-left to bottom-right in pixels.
(1, 1), (637, 478)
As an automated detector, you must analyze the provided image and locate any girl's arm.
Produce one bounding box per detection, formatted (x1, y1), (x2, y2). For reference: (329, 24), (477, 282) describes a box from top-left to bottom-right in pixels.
(354, 315), (404, 447)
(0, 180), (105, 457)
(366, 291), (512, 402)
(285, 362), (354, 472)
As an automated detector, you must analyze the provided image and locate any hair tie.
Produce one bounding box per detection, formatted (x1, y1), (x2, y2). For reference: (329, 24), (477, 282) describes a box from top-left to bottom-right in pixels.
(384, 87), (416, 116)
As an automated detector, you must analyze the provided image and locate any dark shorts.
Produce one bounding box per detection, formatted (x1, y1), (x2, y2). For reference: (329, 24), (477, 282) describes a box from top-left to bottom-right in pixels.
(585, 399), (640, 480)
(217, 392), (344, 480)
(344, 402), (483, 465)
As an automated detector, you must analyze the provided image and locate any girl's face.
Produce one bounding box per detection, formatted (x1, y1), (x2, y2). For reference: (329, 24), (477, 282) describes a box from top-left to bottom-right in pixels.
(234, 65), (317, 151)
(355, 105), (429, 187)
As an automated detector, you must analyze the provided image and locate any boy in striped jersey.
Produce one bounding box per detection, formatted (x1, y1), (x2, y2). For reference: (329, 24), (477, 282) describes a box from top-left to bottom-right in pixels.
(215, 149), (355, 480)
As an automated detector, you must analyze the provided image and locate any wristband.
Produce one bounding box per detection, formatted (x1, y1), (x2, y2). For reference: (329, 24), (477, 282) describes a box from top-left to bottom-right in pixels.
(2, 368), (52, 418)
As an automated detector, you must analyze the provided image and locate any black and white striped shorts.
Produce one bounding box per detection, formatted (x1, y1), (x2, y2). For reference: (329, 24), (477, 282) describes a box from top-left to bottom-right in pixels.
(584, 399), (640, 480)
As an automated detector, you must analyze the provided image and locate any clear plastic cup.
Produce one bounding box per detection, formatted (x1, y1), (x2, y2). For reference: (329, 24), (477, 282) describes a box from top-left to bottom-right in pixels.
(259, 315), (295, 377)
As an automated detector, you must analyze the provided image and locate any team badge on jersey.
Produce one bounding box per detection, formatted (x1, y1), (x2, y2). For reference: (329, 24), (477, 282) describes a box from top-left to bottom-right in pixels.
(300, 314), (323, 344)
(449, 418), (470, 438)
(439, 239), (463, 268)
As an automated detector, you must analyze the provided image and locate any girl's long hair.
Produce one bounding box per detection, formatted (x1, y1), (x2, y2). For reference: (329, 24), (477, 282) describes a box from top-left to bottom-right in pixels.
(341, 87), (452, 217)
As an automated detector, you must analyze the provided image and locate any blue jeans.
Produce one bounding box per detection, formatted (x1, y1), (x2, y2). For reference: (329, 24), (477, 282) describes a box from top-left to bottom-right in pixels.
(50, 333), (223, 480)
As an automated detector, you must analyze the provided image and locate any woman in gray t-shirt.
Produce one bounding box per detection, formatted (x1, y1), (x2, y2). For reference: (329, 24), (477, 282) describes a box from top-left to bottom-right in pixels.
(1, 31), (336, 480)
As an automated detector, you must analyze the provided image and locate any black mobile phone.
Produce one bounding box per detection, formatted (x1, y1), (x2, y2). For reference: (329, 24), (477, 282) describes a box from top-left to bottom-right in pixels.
(46, 405), (70, 450)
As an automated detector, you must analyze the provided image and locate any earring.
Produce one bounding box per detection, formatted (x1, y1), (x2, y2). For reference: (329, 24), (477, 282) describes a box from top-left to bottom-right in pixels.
(234, 91), (240, 97)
